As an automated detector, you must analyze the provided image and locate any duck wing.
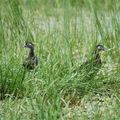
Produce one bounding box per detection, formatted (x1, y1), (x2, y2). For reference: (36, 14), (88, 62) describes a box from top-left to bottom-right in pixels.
(23, 56), (38, 70)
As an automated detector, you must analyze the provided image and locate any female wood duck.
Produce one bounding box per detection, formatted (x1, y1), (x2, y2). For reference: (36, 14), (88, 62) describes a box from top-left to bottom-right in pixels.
(75, 44), (105, 81)
(23, 42), (38, 70)
(68, 45), (106, 98)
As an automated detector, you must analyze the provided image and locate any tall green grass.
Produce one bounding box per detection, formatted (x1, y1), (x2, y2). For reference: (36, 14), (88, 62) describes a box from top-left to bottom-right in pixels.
(0, 0), (120, 119)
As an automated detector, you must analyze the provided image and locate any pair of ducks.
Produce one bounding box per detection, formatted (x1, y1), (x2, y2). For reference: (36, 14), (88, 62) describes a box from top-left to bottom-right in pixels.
(23, 42), (105, 72)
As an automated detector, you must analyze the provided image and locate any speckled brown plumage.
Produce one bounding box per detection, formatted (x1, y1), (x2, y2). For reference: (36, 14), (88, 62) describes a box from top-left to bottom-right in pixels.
(23, 42), (38, 70)
(75, 44), (105, 81)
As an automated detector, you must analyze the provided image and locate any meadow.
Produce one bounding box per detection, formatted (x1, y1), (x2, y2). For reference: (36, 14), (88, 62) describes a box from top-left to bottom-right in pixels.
(0, 0), (120, 119)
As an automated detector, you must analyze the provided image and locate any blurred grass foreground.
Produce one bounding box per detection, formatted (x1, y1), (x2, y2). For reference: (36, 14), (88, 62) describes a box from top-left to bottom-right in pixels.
(0, 0), (120, 119)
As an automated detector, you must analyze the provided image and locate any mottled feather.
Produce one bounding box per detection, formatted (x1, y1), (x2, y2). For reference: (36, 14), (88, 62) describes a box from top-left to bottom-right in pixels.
(23, 42), (38, 70)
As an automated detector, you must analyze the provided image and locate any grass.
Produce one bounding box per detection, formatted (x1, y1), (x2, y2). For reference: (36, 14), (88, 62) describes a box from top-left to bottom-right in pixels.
(0, 0), (120, 119)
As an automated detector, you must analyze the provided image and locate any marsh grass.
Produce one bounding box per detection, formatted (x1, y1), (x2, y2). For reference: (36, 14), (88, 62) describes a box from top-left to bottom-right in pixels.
(0, 0), (120, 119)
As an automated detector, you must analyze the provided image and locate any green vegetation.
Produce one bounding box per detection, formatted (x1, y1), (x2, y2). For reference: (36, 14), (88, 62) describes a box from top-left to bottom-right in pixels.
(0, 0), (120, 119)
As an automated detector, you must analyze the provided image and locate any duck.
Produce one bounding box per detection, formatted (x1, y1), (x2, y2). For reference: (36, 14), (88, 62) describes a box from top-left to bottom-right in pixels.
(23, 42), (38, 70)
(64, 44), (106, 98)
(74, 44), (105, 81)
(84, 44), (105, 66)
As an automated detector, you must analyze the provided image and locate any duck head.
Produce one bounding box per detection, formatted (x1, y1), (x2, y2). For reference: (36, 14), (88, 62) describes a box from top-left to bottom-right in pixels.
(24, 42), (34, 50)
(24, 41), (35, 58)
(96, 44), (105, 52)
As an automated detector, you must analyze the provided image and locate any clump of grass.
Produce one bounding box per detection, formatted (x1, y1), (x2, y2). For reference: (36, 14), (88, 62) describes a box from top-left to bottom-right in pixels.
(0, 0), (32, 100)
(0, 60), (26, 100)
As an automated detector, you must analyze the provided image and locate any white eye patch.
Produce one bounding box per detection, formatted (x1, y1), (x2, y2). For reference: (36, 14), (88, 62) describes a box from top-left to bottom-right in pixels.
(97, 46), (101, 49)
(28, 43), (32, 46)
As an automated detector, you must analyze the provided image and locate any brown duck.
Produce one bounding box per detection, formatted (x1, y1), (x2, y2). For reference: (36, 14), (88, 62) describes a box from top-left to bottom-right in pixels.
(23, 42), (38, 69)
(75, 44), (105, 81)
(71, 44), (106, 96)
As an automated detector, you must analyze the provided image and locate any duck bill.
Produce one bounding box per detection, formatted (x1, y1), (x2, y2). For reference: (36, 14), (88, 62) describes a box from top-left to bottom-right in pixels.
(104, 48), (110, 52)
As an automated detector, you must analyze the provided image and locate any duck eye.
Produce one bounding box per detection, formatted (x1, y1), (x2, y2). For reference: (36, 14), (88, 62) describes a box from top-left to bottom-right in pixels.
(97, 45), (104, 51)
(27, 43), (33, 47)
(29, 43), (32, 46)
(97, 46), (101, 49)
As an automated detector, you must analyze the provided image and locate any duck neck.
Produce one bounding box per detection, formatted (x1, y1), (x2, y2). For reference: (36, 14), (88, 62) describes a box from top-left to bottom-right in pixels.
(94, 50), (101, 64)
(28, 48), (35, 58)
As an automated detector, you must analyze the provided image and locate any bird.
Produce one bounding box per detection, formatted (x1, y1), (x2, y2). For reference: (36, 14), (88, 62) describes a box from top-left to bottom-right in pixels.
(72, 44), (106, 88)
(23, 42), (38, 70)
(76, 44), (105, 81)
(64, 44), (106, 99)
